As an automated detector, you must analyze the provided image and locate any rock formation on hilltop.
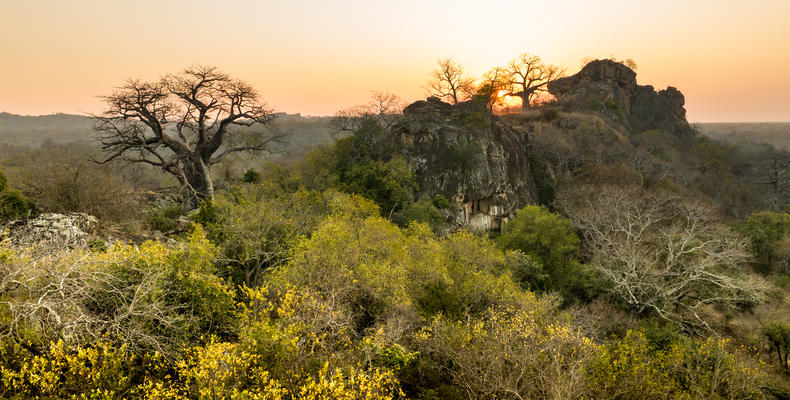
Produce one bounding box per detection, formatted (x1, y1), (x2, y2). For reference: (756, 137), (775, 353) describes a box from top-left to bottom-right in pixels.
(392, 97), (542, 230)
(548, 59), (693, 137)
(391, 62), (698, 231)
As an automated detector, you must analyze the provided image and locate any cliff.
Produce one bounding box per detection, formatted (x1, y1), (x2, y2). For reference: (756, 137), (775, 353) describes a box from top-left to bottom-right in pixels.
(392, 97), (540, 230)
(548, 59), (693, 137)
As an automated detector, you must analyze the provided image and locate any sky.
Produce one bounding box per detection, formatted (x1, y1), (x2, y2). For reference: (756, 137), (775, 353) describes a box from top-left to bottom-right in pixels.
(1, 0), (789, 122)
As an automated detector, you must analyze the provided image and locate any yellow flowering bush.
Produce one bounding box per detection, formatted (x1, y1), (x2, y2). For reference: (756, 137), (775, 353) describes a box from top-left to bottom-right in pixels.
(414, 306), (597, 400)
(587, 330), (768, 399)
(299, 363), (403, 400)
(0, 340), (141, 399)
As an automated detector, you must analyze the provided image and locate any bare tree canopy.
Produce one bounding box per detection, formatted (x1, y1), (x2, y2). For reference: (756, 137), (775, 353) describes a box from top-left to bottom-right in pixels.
(425, 58), (476, 105)
(506, 53), (564, 110)
(560, 185), (769, 332)
(94, 65), (279, 208)
(330, 91), (406, 133)
(329, 91), (406, 160)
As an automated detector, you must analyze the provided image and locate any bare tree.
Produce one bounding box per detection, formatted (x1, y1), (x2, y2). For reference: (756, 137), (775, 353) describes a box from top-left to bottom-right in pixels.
(329, 91), (406, 159)
(506, 53), (564, 111)
(425, 58), (476, 104)
(94, 65), (279, 208)
(476, 67), (511, 111)
(752, 155), (790, 211)
(330, 91), (406, 133)
(559, 185), (769, 332)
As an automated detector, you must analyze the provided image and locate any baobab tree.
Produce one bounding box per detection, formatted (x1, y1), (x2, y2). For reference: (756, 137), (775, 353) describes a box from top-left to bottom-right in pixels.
(94, 65), (279, 208)
(507, 53), (564, 110)
(425, 58), (476, 104)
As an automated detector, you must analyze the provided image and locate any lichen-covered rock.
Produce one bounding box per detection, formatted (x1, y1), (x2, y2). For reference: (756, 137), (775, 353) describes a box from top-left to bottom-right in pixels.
(548, 59), (693, 137)
(1, 212), (99, 248)
(393, 97), (540, 230)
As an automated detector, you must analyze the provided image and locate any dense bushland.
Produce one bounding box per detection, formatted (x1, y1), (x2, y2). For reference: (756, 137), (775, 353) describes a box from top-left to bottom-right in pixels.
(2, 90), (790, 399)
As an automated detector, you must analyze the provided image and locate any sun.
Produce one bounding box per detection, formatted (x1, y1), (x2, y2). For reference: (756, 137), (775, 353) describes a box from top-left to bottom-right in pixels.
(497, 90), (522, 107)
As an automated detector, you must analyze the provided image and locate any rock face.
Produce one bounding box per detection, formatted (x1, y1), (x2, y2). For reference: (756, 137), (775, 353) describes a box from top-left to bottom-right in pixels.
(393, 97), (539, 230)
(548, 60), (693, 137)
(1, 212), (100, 248)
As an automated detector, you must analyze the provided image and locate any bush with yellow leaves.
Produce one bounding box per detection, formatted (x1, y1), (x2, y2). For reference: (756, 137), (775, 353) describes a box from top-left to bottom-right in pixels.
(587, 330), (769, 399)
(414, 305), (597, 400)
(0, 339), (167, 399)
(0, 226), (237, 359)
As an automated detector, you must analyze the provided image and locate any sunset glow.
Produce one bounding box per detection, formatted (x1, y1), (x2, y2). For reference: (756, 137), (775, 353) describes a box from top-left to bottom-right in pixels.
(1, 0), (790, 121)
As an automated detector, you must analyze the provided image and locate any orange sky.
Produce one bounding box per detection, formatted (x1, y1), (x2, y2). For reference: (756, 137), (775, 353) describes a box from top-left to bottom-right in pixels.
(1, 0), (789, 122)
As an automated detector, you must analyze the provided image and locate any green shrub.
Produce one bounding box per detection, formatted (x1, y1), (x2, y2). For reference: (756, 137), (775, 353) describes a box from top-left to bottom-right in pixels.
(197, 183), (379, 287)
(432, 194), (450, 209)
(340, 156), (418, 214)
(542, 108), (559, 121)
(395, 199), (444, 231)
(88, 239), (108, 253)
(0, 170), (37, 221)
(527, 155), (555, 207)
(242, 168), (262, 184)
(764, 321), (790, 371)
(736, 211), (790, 273)
(445, 138), (483, 173)
(0, 189), (37, 221)
(459, 110), (491, 129)
(146, 204), (186, 232)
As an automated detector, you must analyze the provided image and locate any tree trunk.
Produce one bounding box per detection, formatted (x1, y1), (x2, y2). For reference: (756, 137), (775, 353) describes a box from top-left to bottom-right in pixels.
(520, 84), (530, 111)
(181, 155), (214, 209)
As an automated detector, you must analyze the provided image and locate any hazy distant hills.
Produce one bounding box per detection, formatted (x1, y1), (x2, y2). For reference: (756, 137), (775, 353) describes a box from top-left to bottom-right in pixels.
(0, 112), (96, 147)
(2, 112), (788, 156)
(695, 122), (790, 151)
(0, 112), (337, 156)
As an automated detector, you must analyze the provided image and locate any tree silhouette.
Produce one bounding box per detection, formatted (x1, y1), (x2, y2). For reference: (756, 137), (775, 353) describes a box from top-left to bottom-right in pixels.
(425, 58), (476, 104)
(94, 65), (279, 208)
(507, 53), (564, 110)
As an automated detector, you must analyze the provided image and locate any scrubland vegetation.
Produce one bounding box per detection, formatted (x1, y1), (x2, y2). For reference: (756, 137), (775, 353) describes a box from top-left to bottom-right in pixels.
(1, 60), (790, 399)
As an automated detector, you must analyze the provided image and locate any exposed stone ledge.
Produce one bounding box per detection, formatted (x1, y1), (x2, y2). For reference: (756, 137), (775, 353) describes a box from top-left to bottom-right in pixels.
(1, 212), (99, 248)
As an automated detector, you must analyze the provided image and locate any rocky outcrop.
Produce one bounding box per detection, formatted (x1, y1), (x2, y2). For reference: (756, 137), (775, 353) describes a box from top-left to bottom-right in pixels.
(548, 60), (637, 115)
(630, 85), (690, 136)
(548, 59), (693, 137)
(393, 97), (539, 230)
(1, 212), (100, 248)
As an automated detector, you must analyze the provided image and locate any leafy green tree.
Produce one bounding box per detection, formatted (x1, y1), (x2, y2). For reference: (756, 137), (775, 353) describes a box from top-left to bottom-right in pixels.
(393, 199), (444, 232)
(764, 322), (790, 371)
(340, 157), (417, 215)
(496, 205), (590, 299)
(0, 170), (36, 221)
(195, 182), (379, 287)
(736, 211), (790, 273)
